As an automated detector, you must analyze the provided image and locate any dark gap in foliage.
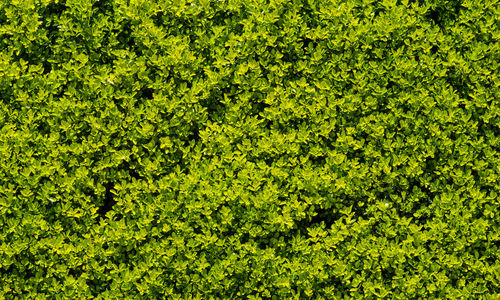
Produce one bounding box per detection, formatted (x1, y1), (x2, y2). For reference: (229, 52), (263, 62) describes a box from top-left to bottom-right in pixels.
(171, 150), (189, 174)
(92, 0), (114, 15)
(309, 155), (326, 166)
(190, 222), (204, 236)
(94, 30), (115, 65)
(82, 185), (96, 200)
(300, 1), (318, 28)
(448, 130), (459, 141)
(201, 87), (229, 122)
(425, 0), (463, 30)
(128, 165), (141, 180)
(9, 27), (54, 73)
(41, 1), (67, 16)
(278, 36), (301, 64)
(96, 181), (116, 219)
(40, 57), (53, 75)
(178, 77), (194, 90)
(12, 48), (33, 70)
(445, 67), (472, 102)
(115, 20), (136, 50)
(373, 7), (385, 20)
(415, 52), (421, 64)
(152, 11), (165, 27)
(36, 10), (64, 64)
(405, 178), (434, 220)
(0, 87), (14, 112)
(300, 37), (316, 54)
(36, 120), (51, 136)
(430, 45), (439, 55)
(447, 270), (461, 289)
(87, 276), (111, 297)
(159, 10), (197, 31)
(185, 123), (201, 145)
(477, 118), (499, 138)
(381, 264), (397, 282)
(139, 87), (154, 100)
(301, 207), (340, 230)
(281, 118), (303, 133)
(426, 7), (442, 29)
(251, 101), (271, 116)
(0, 264), (13, 277)
(344, 148), (366, 164)
(0, 8), (7, 25)
(386, 80), (396, 92)
(451, 0), (463, 19)
(68, 268), (82, 278)
(294, 194), (345, 234)
(211, 10), (236, 27)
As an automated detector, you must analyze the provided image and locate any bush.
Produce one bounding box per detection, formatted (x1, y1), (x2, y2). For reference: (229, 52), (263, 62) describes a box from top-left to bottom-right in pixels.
(0, 0), (499, 298)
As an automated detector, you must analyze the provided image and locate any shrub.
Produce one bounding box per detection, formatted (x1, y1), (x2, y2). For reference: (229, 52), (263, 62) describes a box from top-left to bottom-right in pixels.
(0, 0), (499, 298)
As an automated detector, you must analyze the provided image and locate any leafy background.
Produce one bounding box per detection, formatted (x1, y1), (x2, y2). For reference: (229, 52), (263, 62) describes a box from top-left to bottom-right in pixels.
(0, 0), (499, 298)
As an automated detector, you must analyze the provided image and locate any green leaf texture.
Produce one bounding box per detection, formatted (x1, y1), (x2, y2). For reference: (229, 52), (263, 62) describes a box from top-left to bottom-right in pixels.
(0, 0), (499, 298)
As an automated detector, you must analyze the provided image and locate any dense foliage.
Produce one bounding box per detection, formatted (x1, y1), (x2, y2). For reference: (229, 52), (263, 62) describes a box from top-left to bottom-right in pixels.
(0, 0), (499, 298)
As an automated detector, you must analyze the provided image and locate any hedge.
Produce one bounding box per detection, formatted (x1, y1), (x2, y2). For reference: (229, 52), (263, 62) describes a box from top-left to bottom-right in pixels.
(0, 0), (499, 298)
